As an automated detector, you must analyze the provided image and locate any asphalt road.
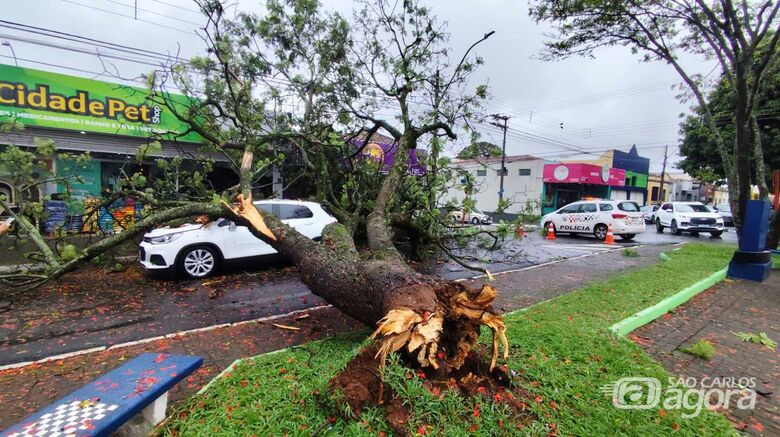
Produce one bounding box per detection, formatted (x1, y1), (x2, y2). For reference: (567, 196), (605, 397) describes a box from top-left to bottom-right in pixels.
(0, 226), (737, 367)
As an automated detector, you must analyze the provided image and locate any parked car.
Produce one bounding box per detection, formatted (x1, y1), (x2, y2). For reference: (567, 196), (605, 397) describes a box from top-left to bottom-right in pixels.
(640, 205), (659, 223)
(539, 199), (645, 241)
(713, 203), (734, 226)
(655, 201), (724, 237)
(449, 208), (493, 225)
(139, 200), (337, 278)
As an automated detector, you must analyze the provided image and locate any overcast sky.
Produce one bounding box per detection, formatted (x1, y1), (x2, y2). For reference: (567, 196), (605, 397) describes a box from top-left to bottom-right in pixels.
(3, 0), (719, 173)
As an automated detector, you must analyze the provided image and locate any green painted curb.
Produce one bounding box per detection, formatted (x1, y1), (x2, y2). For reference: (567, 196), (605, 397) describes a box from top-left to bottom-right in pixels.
(609, 267), (728, 337)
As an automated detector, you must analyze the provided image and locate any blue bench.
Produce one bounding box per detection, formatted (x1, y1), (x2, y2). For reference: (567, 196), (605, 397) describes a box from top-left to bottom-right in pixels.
(2, 353), (202, 437)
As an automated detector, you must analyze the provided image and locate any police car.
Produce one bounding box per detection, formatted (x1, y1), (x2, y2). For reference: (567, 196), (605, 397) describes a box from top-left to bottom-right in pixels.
(540, 199), (646, 241)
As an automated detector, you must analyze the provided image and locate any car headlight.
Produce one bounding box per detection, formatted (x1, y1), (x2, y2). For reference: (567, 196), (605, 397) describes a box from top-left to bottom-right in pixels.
(148, 233), (183, 244)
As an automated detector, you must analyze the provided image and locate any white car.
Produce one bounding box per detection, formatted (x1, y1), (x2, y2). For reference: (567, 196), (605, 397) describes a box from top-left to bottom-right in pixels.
(640, 205), (659, 223)
(540, 199), (646, 241)
(655, 201), (724, 237)
(139, 200), (337, 278)
(449, 208), (493, 225)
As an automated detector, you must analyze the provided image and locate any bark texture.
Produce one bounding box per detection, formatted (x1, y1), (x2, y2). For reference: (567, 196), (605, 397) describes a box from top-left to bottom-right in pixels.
(228, 194), (508, 372)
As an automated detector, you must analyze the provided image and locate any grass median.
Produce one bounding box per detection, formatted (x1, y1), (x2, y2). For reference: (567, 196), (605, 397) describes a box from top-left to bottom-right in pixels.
(159, 243), (737, 436)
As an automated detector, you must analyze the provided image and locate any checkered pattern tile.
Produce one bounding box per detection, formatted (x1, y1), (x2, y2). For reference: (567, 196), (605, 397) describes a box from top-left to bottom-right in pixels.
(5, 400), (118, 436)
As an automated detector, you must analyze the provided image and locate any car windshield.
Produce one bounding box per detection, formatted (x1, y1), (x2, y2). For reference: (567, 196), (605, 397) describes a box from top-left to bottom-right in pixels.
(716, 204), (731, 212)
(676, 203), (711, 213)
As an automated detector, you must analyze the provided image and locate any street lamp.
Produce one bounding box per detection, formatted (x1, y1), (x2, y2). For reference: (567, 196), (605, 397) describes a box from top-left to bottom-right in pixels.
(1, 40), (18, 66)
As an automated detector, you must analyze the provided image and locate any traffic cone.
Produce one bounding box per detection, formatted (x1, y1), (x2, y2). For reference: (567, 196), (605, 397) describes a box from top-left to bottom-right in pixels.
(546, 222), (556, 240)
(604, 223), (615, 245)
(516, 225), (526, 238)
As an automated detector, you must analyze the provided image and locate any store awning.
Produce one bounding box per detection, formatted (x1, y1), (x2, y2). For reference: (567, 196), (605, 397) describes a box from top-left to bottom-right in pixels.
(543, 163), (626, 187)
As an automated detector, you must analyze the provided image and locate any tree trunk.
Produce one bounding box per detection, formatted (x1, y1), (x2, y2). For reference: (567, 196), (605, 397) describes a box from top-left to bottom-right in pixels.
(228, 194), (508, 373)
(732, 72), (753, 231)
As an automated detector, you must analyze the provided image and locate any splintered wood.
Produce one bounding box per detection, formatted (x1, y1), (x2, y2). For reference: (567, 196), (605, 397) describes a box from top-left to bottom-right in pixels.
(371, 284), (509, 372)
(230, 194), (277, 241)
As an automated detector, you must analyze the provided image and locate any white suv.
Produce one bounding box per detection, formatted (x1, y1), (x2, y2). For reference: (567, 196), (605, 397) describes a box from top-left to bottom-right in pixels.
(139, 200), (337, 278)
(655, 201), (724, 237)
(540, 199), (646, 241)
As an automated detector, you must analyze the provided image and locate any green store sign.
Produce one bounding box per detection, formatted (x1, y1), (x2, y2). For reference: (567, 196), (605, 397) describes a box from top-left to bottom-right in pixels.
(0, 63), (201, 142)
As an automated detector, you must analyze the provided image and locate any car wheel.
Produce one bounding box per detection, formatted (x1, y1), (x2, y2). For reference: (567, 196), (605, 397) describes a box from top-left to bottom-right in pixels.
(471, 217), (480, 225)
(655, 218), (664, 233)
(710, 231), (723, 237)
(619, 234), (635, 241)
(179, 246), (218, 278)
(594, 224), (607, 241)
(671, 220), (682, 235)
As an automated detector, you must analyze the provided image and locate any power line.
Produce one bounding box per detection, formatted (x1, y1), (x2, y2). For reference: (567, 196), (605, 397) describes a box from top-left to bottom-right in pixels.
(0, 19), (184, 62)
(96, 0), (203, 27)
(0, 33), (172, 68)
(148, 0), (203, 15)
(60, 0), (195, 35)
(531, 82), (673, 112)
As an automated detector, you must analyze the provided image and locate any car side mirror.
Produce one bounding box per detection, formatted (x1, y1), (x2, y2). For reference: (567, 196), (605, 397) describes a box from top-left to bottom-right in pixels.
(229, 222), (237, 231)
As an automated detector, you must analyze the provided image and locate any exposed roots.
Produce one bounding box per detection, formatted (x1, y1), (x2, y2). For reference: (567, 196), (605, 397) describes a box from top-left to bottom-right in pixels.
(371, 283), (509, 372)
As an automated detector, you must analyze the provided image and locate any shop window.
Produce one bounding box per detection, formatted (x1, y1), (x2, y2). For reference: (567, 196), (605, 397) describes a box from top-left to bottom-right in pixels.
(476, 169), (487, 177)
(518, 168), (531, 176)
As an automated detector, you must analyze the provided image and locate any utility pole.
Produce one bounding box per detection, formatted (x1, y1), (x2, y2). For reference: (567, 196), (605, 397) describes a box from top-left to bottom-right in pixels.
(490, 114), (510, 208)
(657, 145), (669, 205)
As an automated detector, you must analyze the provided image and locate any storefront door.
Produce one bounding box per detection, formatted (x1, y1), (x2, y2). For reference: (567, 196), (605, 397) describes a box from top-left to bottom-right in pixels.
(556, 189), (579, 209)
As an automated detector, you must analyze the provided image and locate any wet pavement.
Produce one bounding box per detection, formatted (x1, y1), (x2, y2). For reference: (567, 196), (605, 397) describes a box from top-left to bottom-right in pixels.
(632, 271), (780, 436)
(0, 227), (736, 367)
(0, 243), (674, 429)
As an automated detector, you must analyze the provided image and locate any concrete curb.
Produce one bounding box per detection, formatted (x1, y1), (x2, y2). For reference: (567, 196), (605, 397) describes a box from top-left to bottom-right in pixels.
(609, 267), (728, 337)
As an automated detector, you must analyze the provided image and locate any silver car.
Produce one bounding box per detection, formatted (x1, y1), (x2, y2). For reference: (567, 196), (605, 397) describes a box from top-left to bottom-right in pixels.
(713, 203), (733, 226)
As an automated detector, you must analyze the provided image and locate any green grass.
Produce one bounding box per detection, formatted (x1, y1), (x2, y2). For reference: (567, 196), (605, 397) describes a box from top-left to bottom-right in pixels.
(680, 339), (716, 360)
(621, 248), (640, 257)
(159, 244), (737, 436)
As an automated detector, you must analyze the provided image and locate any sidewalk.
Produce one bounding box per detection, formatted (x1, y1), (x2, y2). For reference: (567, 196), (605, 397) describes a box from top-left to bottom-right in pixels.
(0, 244), (669, 429)
(633, 271), (780, 436)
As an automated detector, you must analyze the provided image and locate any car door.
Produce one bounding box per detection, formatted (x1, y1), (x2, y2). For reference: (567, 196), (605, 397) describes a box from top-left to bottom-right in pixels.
(576, 202), (599, 233)
(278, 203), (318, 238)
(221, 219), (275, 259)
(554, 202), (582, 233)
(658, 203), (673, 226)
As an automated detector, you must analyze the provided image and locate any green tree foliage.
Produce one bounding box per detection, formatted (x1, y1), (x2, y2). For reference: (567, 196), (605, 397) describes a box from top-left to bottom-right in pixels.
(679, 51), (780, 187)
(529, 0), (780, 231)
(456, 141), (501, 159)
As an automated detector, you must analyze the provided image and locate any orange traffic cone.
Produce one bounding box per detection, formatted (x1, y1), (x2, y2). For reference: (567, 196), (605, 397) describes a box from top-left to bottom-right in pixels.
(546, 222), (556, 240)
(604, 223), (615, 245)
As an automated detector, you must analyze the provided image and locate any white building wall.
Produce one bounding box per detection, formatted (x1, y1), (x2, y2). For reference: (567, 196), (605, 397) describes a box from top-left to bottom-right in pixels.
(446, 158), (545, 215)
